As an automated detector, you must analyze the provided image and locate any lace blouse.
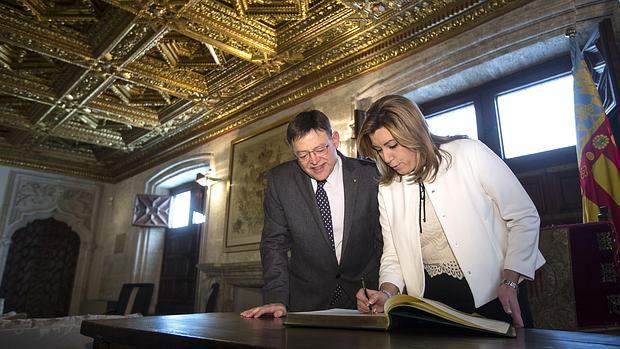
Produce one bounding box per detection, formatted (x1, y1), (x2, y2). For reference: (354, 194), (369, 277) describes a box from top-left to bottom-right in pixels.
(420, 191), (464, 280)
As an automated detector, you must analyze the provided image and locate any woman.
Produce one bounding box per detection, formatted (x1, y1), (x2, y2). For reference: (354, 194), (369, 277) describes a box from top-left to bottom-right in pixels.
(356, 95), (545, 327)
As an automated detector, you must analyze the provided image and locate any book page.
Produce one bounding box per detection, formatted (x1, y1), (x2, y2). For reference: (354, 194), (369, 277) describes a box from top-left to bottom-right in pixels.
(411, 297), (511, 334)
(285, 308), (389, 330)
(289, 308), (372, 316)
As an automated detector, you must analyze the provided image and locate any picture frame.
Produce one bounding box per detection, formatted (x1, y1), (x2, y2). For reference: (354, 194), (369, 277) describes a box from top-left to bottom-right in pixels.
(224, 117), (295, 251)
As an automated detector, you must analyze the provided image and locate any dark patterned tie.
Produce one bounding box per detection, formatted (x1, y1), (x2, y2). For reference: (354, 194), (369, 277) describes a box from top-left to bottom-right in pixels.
(316, 180), (344, 306)
(316, 180), (335, 250)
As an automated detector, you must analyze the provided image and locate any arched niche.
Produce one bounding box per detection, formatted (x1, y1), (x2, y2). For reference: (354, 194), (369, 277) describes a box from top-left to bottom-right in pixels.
(0, 171), (100, 315)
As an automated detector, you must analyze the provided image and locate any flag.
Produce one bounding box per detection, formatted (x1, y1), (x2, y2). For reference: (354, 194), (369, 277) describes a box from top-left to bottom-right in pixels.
(570, 36), (620, 233)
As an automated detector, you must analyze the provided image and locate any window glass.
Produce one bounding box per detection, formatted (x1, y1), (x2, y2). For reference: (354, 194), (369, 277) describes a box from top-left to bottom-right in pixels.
(192, 211), (205, 224)
(169, 190), (191, 228)
(425, 103), (478, 140)
(496, 75), (575, 159)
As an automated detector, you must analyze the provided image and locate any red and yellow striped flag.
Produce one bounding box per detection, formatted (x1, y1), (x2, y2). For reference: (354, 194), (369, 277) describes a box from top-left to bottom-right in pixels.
(570, 36), (620, 232)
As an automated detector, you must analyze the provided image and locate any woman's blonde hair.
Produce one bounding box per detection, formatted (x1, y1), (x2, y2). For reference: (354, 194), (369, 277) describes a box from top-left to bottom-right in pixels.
(357, 95), (466, 185)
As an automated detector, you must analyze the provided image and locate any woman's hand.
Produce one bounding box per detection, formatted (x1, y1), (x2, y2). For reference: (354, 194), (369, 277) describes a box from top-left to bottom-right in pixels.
(356, 288), (389, 314)
(498, 269), (524, 328)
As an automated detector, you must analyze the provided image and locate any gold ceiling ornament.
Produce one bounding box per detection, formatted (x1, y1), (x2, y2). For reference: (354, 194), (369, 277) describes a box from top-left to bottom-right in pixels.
(250, 49), (304, 76)
(19, 0), (98, 22)
(0, 0), (536, 181)
(340, 0), (408, 19)
(234, 0), (309, 21)
(157, 36), (224, 70)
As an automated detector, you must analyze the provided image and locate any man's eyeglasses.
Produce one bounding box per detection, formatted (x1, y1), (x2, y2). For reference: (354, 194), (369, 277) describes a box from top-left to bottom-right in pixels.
(295, 144), (330, 161)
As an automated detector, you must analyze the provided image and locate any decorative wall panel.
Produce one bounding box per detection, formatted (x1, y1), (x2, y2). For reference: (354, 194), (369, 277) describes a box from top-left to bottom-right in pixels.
(0, 170), (100, 315)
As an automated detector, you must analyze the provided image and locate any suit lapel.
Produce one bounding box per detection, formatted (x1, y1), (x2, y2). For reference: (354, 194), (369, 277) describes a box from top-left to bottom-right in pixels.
(340, 155), (358, 257)
(291, 164), (334, 249)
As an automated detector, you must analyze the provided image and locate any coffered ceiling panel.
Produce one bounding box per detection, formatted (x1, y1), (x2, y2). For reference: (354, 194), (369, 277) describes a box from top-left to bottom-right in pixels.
(0, 0), (532, 181)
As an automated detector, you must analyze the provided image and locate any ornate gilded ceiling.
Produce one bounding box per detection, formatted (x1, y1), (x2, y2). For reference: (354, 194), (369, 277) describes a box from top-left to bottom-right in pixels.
(0, 0), (531, 181)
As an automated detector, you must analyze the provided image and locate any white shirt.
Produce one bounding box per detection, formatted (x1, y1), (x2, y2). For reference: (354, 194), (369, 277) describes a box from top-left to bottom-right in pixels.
(312, 156), (345, 263)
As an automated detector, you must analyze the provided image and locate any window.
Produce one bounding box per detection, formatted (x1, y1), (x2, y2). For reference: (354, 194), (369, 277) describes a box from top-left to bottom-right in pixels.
(496, 74), (575, 158)
(168, 183), (205, 229)
(425, 103), (478, 139)
(169, 191), (191, 228)
(419, 55), (576, 172)
(192, 211), (206, 224)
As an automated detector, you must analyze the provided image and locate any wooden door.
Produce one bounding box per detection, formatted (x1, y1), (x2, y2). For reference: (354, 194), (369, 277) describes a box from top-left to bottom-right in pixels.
(155, 183), (203, 314)
(0, 217), (80, 317)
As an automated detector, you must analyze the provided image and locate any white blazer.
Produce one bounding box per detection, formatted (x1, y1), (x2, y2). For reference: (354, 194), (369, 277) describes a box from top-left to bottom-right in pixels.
(378, 139), (545, 307)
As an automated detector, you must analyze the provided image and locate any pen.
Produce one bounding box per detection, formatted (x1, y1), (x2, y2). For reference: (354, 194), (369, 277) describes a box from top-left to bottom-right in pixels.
(361, 277), (374, 313)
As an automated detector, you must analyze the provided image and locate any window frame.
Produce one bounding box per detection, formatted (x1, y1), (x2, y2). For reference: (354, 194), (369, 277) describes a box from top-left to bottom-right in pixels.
(424, 101), (479, 140)
(419, 55), (577, 173)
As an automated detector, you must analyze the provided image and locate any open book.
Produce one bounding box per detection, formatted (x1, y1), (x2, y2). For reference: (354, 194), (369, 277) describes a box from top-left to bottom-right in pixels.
(284, 294), (516, 337)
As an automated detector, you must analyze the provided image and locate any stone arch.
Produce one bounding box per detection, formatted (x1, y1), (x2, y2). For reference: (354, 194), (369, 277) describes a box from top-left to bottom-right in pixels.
(5, 209), (93, 246)
(128, 153), (213, 313)
(0, 171), (100, 315)
(1, 217), (81, 317)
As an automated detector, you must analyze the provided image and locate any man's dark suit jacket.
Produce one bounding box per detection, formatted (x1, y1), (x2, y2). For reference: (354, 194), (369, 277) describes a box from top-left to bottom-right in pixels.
(260, 153), (382, 311)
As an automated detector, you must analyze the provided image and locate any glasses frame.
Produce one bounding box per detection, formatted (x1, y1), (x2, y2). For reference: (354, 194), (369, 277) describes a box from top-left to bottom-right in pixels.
(294, 143), (330, 161)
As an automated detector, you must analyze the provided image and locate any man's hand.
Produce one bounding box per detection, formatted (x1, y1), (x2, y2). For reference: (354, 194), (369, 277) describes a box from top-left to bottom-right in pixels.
(240, 303), (287, 318)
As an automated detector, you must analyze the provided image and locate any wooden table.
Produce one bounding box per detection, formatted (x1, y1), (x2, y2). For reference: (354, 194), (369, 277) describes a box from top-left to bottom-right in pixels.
(80, 312), (620, 348)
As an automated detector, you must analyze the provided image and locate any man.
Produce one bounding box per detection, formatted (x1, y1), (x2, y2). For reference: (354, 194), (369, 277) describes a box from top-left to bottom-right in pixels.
(241, 110), (382, 318)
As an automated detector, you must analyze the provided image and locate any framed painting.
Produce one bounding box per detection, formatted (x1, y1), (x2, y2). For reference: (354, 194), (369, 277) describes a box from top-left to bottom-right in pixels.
(224, 118), (295, 251)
